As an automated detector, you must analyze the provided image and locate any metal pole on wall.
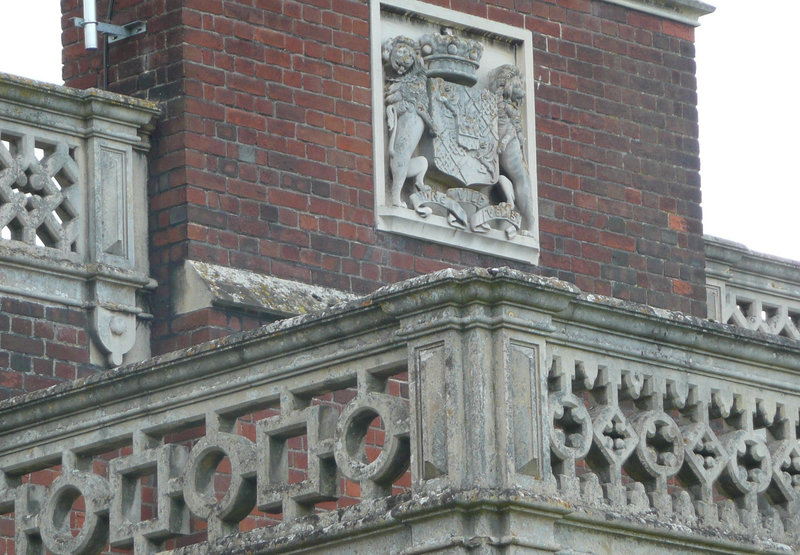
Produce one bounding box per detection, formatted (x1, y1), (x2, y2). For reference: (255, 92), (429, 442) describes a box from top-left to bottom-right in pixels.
(83, 0), (98, 49)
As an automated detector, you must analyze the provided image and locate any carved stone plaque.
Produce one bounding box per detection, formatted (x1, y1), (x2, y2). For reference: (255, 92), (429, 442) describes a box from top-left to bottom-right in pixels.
(372, 1), (539, 263)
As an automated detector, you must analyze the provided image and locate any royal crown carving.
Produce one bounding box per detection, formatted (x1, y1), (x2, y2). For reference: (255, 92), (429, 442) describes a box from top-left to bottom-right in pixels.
(419, 31), (483, 86)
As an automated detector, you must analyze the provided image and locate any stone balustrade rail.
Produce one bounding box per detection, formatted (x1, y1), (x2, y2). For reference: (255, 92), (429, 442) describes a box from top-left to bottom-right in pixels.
(706, 235), (800, 340)
(2, 268), (800, 554)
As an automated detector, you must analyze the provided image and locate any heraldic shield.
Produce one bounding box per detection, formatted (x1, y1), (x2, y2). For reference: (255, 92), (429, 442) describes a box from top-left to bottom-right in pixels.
(426, 77), (499, 187)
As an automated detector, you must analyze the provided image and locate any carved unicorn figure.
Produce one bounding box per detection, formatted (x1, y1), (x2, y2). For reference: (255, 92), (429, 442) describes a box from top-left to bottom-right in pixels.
(382, 36), (436, 208)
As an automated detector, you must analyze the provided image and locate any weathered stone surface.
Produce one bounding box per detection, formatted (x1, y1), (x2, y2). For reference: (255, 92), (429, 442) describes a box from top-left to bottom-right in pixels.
(2, 267), (800, 552)
(174, 260), (356, 318)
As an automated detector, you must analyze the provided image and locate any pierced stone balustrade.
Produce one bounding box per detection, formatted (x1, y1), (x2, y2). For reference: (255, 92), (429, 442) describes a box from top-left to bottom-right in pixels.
(2, 268), (800, 553)
(0, 73), (160, 366)
(706, 235), (800, 340)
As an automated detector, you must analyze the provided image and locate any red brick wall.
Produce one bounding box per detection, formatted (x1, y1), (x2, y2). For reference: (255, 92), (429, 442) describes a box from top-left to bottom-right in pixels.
(0, 296), (98, 400)
(60, 0), (706, 355)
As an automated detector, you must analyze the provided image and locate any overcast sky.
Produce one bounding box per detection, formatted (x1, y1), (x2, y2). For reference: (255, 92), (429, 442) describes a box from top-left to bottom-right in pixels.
(696, 1), (800, 260)
(0, 1), (798, 260)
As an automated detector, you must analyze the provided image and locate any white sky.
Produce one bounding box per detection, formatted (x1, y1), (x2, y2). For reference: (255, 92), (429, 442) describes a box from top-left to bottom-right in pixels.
(0, 1), (798, 260)
(696, 0), (800, 260)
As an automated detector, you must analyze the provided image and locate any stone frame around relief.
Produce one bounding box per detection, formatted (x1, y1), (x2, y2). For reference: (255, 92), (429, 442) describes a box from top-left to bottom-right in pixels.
(370, 0), (539, 264)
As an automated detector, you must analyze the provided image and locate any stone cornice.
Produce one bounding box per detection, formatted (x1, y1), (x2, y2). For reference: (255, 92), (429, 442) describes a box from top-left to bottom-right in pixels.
(602, 0), (715, 26)
(0, 72), (160, 141)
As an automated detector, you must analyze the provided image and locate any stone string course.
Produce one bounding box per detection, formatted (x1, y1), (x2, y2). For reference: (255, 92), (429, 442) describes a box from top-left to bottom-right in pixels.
(1, 268), (798, 554)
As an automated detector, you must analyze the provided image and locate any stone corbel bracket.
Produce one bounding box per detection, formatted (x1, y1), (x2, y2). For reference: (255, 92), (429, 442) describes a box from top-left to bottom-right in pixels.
(88, 267), (156, 367)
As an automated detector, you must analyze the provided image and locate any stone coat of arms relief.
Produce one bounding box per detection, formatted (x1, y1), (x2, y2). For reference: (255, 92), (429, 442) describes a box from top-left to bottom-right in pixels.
(382, 29), (534, 240)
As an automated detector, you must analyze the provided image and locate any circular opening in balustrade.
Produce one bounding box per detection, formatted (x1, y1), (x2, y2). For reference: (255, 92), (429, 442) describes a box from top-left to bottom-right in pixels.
(334, 394), (410, 485)
(52, 486), (85, 538)
(345, 408), (383, 464)
(194, 450), (232, 503)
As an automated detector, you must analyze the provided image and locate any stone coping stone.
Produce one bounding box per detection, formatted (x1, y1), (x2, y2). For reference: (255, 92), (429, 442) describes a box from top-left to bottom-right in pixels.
(3, 266), (800, 413)
(705, 234), (800, 283)
(186, 260), (357, 317)
(0, 71), (160, 113)
(602, 0), (715, 26)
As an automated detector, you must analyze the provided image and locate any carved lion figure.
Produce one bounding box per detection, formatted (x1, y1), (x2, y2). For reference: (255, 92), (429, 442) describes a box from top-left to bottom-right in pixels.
(382, 36), (436, 208)
(489, 65), (534, 233)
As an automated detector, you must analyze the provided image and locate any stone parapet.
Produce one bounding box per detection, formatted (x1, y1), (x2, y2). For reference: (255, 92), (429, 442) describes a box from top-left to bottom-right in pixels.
(0, 73), (160, 368)
(1, 268), (799, 553)
(705, 235), (800, 339)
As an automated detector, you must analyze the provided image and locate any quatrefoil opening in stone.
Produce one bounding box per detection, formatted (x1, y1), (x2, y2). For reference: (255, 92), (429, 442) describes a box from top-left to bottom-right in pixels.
(590, 405), (637, 467)
(679, 422), (728, 490)
(627, 411), (684, 482)
(549, 392), (592, 463)
(719, 430), (772, 497)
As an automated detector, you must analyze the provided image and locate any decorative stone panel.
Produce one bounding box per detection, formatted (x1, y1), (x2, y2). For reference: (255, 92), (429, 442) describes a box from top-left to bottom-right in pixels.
(371, 0), (539, 263)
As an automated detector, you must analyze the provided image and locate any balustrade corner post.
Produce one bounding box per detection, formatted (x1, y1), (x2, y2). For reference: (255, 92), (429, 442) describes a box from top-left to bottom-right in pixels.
(405, 324), (469, 491)
(393, 286), (556, 493)
(494, 324), (550, 490)
(83, 97), (157, 367)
